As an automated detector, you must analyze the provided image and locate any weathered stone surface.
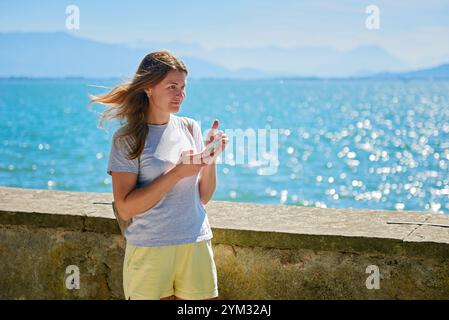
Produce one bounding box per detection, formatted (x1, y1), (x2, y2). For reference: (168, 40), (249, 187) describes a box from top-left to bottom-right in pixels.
(0, 224), (125, 299)
(213, 243), (449, 299)
(0, 187), (448, 299)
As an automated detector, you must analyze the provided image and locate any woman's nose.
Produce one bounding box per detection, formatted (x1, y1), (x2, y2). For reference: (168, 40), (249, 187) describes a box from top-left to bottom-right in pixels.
(176, 89), (185, 98)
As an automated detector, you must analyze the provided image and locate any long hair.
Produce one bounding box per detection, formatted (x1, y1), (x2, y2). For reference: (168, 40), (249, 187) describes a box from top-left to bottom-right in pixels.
(89, 50), (188, 160)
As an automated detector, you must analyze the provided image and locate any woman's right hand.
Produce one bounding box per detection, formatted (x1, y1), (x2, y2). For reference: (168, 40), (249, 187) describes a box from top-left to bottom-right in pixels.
(171, 149), (208, 179)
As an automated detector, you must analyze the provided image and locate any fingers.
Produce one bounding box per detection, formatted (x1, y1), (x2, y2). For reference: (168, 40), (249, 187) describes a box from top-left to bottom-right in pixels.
(215, 135), (229, 154)
(181, 149), (194, 157)
(191, 153), (205, 165)
(212, 119), (219, 130)
(179, 149), (194, 164)
(221, 136), (229, 149)
(207, 119), (220, 143)
(179, 149), (210, 166)
(202, 133), (229, 162)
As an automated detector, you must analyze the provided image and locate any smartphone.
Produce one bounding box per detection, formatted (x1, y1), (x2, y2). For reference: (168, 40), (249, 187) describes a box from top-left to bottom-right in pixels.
(201, 136), (222, 157)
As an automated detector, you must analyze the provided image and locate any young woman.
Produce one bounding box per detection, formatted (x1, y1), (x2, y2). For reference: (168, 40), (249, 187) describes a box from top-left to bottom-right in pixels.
(90, 50), (228, 300)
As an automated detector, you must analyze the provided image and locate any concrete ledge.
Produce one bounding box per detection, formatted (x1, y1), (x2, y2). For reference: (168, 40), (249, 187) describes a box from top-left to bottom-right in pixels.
(1, 187), (449, 299)
(1, 187), (448, 257)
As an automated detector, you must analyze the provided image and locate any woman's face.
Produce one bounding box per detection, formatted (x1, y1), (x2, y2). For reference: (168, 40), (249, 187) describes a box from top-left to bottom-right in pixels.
(146, 70), (186, 113)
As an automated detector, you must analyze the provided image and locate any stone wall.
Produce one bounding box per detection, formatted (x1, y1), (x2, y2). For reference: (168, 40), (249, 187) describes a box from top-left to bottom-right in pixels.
(1, 187), (448, 299)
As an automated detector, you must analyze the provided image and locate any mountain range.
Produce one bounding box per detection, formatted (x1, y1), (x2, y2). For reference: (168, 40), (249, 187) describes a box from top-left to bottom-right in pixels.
(0, 32), (448, 80)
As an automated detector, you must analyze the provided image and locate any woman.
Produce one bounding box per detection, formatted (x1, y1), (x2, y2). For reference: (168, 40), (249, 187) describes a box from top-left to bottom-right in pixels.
(90, 50), (228, 300)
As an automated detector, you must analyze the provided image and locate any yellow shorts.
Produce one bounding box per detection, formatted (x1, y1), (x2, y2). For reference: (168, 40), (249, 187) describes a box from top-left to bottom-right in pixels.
(123, 239), (218, 300)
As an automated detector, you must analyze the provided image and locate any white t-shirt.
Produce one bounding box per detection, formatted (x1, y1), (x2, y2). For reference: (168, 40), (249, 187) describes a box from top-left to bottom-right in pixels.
(107, 113), (213, 246)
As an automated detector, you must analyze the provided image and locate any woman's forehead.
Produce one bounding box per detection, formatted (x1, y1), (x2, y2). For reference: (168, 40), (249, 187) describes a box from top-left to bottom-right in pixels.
(163, 70), (187, 83)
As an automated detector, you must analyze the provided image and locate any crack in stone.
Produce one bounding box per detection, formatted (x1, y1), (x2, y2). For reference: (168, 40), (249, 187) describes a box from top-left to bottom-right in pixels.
(231, 245), (237, 257)
(403, 214), (433, 241)
(81, 216), (87, 233)
(102, 262), (112, 297)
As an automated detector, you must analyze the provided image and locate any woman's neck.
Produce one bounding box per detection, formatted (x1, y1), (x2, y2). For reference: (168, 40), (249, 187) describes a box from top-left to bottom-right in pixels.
(147, 112), (170, 125)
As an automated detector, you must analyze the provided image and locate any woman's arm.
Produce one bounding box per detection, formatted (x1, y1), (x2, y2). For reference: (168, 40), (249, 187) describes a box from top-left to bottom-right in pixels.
(197, 119), (229, 205)
(113, 151), (208, 221)
(198, 162), (217, 205)
(112, 168), (181, 221)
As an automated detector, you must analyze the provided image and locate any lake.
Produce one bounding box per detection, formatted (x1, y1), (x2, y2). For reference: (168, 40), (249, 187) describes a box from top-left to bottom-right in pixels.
(1, 78), (448, 214)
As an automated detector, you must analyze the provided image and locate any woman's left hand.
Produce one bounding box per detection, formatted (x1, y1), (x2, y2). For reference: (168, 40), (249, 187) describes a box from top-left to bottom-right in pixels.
(203, 119), (229, 162)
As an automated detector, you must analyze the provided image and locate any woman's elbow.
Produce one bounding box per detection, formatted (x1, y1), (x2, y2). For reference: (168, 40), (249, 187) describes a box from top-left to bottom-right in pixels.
(115, 201), (133, 221)
(200, 196), (210, 206)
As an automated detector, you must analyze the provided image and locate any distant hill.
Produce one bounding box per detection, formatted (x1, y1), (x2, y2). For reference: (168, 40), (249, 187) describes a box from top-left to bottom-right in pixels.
(198, 44), (409, 78)
(0, 32), (448, 79)
(366, 63), (449, 80)
(0, 32), (267, 79)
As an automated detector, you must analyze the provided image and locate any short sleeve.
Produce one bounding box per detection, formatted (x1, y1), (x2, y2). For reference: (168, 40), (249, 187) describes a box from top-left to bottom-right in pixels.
(191, 119), (205, 152)
(107, 132), (139, 176)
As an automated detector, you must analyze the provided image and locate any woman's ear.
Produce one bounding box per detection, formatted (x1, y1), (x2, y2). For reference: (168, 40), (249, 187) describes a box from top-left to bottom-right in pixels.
(144, 88), (152, 97)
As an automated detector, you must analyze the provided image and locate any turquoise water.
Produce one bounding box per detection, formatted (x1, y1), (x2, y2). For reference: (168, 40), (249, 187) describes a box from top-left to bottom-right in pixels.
(1, 78), (449, 214)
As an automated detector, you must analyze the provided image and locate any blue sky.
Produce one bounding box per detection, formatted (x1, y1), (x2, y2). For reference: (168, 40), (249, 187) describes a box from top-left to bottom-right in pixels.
(1, 0), (449, 69)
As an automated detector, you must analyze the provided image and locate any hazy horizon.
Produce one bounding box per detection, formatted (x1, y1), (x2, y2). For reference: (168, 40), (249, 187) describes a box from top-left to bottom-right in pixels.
(1, 0), (449, 76)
